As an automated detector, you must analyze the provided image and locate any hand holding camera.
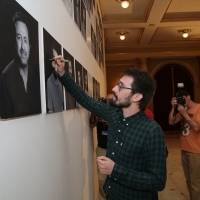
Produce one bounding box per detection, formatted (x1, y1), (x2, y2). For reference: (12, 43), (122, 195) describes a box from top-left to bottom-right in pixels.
(172, 97), (186, 116)
(172, 83), (187, 116)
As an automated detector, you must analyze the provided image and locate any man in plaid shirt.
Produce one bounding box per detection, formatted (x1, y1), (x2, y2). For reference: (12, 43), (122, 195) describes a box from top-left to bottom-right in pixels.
(54, 56), (167, 200)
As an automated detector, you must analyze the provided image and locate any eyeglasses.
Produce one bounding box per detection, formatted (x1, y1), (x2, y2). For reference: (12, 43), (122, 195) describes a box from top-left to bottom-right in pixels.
(117, 82), (134, 91)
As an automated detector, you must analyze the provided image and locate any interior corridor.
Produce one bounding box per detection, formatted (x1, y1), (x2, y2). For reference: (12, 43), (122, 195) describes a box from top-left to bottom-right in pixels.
(158, 135), (190, 200)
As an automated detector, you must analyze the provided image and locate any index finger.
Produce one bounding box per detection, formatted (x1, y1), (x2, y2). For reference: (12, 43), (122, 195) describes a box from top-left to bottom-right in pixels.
(53, 55), (62, 60)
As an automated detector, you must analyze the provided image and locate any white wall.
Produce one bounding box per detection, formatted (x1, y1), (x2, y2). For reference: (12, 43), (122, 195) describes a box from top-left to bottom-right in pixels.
(0, 0), (106, 199)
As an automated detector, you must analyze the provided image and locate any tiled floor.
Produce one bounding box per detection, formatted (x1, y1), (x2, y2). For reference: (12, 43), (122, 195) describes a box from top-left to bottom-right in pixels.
(158, 136), (190, 200)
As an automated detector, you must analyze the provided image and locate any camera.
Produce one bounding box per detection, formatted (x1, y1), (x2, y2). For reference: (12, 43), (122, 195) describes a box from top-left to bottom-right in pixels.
(173, 83), (187, 116)
(176, 96), (185, 106)
(175, 83), (187, 107)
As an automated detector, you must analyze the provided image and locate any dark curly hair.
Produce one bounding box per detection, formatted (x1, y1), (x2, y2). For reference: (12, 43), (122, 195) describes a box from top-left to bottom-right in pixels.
(12, 11), (30, 39)
(123, 68), (156, 111)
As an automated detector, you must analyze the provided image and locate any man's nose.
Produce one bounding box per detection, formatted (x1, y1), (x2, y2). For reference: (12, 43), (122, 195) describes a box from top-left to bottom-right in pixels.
(112, 85), (118, 93)
(20, 40), (25, 50)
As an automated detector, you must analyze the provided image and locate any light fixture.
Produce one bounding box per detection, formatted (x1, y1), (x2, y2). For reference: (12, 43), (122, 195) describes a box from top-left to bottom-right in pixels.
(178, 29), (191, 38)
(116, 0), (133, 9)
(116, 31), (129, 40)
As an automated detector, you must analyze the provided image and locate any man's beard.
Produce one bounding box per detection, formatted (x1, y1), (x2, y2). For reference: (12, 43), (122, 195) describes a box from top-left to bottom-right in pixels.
(109, 93), (132, 108)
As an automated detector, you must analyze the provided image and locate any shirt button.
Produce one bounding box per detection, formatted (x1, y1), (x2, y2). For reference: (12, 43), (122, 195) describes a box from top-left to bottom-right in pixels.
(109, 186), (111, 188)
(118, 130), (121, 132)
(123, 119), (125, 121)
(120, 143), (123, 146)
(116, 141), (118, 143)
(126, 123), (129, 126)
(112, 152), (115, 155)
(114, 178), (117, 180)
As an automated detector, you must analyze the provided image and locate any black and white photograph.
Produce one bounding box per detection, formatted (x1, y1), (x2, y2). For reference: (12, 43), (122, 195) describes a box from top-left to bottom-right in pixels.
(81, 0), (86, 40)
(91, 25), (95, 56)
(75, 60), (83, 88)
(96, 18), (100, 46)
(92, 77), (97, 100)
(73, 0), (81, 30)
(63, 0), (73, 18)
(75, 60), (83, 108)
(82, 67), (88, 95)
(90, 0), (95, 15)
(87, 72), (93, 97)
(85, 0), (90, 15)
(97, 81), (100, 100)
(63, 48), (76, 110)
(99, 50), (104, 72)
(43, 29), (64, 113)
(96, 43), (100, 65)
(0, 0), (41, 120)
(97, 4), (101, 27)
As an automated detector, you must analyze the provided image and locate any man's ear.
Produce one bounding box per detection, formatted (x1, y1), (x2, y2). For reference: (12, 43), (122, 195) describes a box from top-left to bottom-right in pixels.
(132, 93), (143, 102)
(186, 95), (191, 100)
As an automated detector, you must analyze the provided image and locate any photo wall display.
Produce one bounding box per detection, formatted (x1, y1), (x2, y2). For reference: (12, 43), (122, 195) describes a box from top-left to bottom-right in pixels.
(0, 0), (102, 120)
(0, 0), (41, 120)
(69, 0), (105, 73)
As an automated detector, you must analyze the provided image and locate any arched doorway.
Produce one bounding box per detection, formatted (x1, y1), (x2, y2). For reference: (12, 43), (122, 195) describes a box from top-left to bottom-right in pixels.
(153, 64), (193, 132)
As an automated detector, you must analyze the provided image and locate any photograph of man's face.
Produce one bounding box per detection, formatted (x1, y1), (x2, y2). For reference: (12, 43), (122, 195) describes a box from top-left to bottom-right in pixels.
(15, 21), (31, 67)
(90, 0), (94, 14)
(63, 0), (73, 17)
(97, 81), (100, 100)
(93, 77), (97, 100)
(82, 67), (88, 94)
(87, 72), (93, 97)
(86, 0), (90, 14)
(43, 29), (64, 113)
(75, 60), (83, 88)
(75, 60), (83, 108)
(81, 0), (86, 40)
(0, 0), (41, 120)
(63, 48), (75, 79)
(91, 26), (95, 56)
(68, 61), (73, 76)
(77, 71), (81, 85)
(73, 0), (81, 29)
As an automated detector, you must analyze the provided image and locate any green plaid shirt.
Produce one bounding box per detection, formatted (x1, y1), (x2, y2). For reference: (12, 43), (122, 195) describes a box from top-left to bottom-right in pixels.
(59, 73), (167, 200)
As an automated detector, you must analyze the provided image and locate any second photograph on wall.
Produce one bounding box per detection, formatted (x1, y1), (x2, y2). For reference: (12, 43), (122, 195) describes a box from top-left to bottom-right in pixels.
(43, 29), (64, 114)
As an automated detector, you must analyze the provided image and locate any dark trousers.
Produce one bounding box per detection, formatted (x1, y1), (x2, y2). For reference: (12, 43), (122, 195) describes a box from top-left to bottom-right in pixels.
(151, 191), (158, 200)
(106, 192), (158, 200)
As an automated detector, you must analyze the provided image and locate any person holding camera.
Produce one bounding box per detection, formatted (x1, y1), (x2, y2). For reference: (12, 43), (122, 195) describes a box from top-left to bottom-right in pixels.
(168, 90), (200, 200)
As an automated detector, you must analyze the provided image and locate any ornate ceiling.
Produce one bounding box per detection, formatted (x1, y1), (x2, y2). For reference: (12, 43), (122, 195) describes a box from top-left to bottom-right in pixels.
(99, 0), (200, 67)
